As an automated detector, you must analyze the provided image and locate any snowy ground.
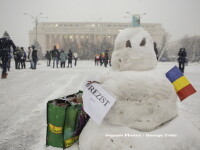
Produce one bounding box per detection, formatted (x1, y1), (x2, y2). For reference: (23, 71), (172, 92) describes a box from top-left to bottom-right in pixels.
(0, 60), (199, 150)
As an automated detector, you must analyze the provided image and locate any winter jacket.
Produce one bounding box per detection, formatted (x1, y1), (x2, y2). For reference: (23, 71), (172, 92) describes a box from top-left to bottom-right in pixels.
(73, 53), (78, 59)
(51, 49), (59, 58)
(178, 49), (187, 63)
(21, 51), (26, 60)
(68, 51), (73, 63)
(0, 37), (16, 58)
(14, 49), (22, 61)
(45, 52), (51, 60)
(60, 52), (67, 62)
(32, 49), (38, 61)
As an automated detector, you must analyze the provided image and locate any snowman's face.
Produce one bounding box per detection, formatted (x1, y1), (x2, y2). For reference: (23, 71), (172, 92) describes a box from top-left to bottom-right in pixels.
(112, 27), (157, 71)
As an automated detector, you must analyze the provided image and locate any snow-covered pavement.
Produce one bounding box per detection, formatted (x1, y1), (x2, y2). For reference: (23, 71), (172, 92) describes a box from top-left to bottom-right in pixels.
(0, 60), (199, 150)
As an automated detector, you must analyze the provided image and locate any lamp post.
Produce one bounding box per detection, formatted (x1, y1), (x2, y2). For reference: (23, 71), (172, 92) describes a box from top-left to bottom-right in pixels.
(24, 12), (48, 43)
(192, 44), (196, 61)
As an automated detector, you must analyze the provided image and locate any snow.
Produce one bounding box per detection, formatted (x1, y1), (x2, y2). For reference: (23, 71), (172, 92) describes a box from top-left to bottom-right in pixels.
(112, 27), (157, 71)
(80, 114), (200, 150)
(0, 60), (200, 150)
(98, 70), (178, 131)
(79, 27), (199, 150)
(81, 27), (177, 133)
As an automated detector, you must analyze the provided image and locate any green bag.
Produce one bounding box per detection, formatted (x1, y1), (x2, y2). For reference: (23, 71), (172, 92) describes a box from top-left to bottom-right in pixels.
(46, 91), (89, 149)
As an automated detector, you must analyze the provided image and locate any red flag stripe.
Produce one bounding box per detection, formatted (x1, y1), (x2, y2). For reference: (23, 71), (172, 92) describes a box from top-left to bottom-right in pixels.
(177, 84), (196, 101)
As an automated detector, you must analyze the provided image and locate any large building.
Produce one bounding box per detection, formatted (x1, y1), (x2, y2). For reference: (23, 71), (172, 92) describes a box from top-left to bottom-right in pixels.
(29, 22), (168, 56)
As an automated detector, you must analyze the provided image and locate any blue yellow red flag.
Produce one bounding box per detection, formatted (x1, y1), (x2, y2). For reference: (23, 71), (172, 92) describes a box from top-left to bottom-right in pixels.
(166, 66), (196, 101)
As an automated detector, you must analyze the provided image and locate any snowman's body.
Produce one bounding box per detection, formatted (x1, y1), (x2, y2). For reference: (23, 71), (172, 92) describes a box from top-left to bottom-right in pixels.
(79, 27), (200, 150)
(100, 70), (177, 131)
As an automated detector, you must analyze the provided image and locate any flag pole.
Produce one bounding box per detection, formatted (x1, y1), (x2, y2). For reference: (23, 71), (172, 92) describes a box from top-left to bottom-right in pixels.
(158, 35), (171, 61)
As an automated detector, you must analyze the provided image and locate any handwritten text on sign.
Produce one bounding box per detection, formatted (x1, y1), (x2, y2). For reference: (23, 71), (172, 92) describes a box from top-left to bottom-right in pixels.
(82, 81), (116, 125)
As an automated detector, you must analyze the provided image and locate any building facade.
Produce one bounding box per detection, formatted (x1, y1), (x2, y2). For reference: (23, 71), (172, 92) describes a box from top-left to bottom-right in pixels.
(29, 22), (168, 56)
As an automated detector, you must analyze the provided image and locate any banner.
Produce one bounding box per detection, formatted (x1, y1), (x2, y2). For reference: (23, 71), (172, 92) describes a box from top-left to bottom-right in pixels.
(82, 79), (116, 125)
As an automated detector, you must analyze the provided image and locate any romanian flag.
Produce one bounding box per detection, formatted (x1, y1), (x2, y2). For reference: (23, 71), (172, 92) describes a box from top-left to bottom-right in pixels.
(166, 66), (196, 101)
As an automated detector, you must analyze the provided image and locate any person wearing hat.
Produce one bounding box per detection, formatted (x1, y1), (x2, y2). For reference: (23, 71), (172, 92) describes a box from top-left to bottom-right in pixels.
(31, 45), (38, 69)
(178, 48), (187, 73)
(0, 31), (16, 79)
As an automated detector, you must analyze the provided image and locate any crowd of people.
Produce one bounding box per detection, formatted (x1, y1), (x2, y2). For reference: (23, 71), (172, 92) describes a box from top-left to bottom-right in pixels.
(0, 31), (81, 79)
(0, 32), (39, 79)
(0, 31), (40, 77)
(94, 49), (111, 67)
(13, 45), (38, 70)
(0, 31), (189, 79)
(45, 46), (79, 68)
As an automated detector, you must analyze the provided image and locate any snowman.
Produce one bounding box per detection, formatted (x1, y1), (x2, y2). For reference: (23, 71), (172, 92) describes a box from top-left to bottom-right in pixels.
(79, 27), (200, 150)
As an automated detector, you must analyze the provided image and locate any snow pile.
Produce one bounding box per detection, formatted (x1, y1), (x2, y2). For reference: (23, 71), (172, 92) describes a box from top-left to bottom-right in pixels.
(79, 114), (200, 150)
(112, 27), (157, 71)
(100, 27), (177, 130)
(0, 60), (200, 150)
(81, 27), (177, 132)
(100, 70), (177, 131)
(79, 27), (200, 150)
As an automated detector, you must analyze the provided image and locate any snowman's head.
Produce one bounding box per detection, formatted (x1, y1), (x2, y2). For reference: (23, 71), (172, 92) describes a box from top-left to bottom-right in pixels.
(112, 27), (157, 71)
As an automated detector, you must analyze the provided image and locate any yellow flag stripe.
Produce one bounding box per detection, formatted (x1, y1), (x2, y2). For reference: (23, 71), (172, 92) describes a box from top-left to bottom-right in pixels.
(172, 76), (190, 92)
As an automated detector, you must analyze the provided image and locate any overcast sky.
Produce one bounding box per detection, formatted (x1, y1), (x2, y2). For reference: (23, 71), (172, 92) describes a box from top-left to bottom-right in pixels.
(0, 0), (200, 47)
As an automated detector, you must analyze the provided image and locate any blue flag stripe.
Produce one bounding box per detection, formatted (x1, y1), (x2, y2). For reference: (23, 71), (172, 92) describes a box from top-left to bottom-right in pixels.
(166, 66), (183, 83)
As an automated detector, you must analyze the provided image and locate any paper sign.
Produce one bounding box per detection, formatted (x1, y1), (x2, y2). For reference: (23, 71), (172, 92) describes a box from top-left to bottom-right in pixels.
(82, 79), (116, 125)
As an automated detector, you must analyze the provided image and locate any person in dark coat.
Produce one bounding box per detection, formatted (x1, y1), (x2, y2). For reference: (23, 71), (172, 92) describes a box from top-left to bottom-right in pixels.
(67, 49), (73, 68)
(57, 50), (61, 67)
(31, 45), (38, 69)
(154, 42), (158, 60)
(13, 47), (22, 69)
(51, 46), (59, 68)
(45, 51), (52, 66)
(99, 53), (103, 66)
(0, 31), (16, 79)
(178, 48), (187, 73)
(20, 47), (26, 69)
(104, 50), (109, 67)
(0, 59), (2, 68)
